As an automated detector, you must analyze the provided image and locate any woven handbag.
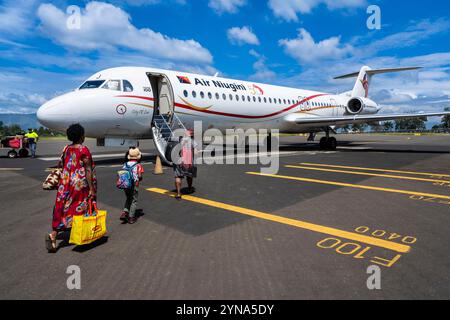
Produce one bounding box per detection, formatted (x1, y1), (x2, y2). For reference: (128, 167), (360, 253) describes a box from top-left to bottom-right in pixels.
(42, 168), (62, 190)
(42, 146), (67, 190)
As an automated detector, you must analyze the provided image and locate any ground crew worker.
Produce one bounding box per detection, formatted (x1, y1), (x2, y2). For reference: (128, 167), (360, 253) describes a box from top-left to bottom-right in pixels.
(25, 128), (39, 158)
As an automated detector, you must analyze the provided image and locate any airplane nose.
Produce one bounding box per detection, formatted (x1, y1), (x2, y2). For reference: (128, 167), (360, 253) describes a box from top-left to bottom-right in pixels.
(37, 97), (73, 131)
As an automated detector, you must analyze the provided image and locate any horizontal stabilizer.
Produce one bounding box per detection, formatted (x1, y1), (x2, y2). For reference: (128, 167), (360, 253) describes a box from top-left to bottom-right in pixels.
(334, 66), (422, 98)
(334, 67), (422, 80)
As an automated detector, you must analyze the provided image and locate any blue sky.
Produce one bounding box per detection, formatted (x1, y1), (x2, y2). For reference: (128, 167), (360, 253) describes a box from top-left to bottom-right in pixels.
(0, 0), (449, 120)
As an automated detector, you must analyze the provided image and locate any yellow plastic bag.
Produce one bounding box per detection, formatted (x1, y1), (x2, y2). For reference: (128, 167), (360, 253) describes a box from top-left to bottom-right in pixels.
(69, 202), (107, 246)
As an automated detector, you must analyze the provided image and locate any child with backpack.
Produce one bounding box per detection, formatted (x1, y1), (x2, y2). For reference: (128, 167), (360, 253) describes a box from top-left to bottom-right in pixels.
(117, 147), (144, 224)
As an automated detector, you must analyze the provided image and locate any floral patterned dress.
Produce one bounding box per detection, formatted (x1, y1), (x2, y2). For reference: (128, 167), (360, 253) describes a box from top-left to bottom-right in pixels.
(52, 145), (96, 231)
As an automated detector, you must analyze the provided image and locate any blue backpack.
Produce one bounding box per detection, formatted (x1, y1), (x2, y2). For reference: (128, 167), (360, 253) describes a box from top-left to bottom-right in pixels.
(116, 163), (137, 190)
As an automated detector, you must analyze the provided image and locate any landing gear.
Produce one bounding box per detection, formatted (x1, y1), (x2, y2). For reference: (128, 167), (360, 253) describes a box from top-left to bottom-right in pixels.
(319, 128), (337, 150)
(319, 137), (337, 150)
(307, 132), (316, 142)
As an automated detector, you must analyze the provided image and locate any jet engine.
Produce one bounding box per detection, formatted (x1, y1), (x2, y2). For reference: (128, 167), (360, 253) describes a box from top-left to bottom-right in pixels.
(346, 97), (378, 115)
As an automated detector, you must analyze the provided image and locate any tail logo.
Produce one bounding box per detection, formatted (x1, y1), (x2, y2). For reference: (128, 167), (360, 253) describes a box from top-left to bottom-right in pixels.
(360, 74), (369, 98)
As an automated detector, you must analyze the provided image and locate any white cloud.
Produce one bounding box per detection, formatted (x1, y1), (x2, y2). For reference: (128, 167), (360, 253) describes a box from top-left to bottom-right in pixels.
(360, 18), (450, 56)
(208, 0), (247, 14)
(0, 64), (106, 114)
(248, 49), (276, 81)
(0, 89), (49, 114)
(275, 18), (450, 116)
(37, 1), (213, 64)
(116, 0), (186, 6)
(0, 0), (38, 36)
(268, 0), (366, 22)
(227, 26), (260, 46)
(279, 28), (353, 64)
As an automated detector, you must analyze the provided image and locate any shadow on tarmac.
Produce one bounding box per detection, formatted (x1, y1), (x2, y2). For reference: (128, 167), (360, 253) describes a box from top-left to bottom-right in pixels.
(52, 230), (109, 253)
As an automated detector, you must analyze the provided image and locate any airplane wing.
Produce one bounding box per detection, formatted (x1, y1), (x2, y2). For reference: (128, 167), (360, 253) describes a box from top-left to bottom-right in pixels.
(285, 111), (450, 127)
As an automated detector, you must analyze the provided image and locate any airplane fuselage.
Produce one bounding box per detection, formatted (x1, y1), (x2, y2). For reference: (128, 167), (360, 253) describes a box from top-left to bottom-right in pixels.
(37, 66), (380, 139)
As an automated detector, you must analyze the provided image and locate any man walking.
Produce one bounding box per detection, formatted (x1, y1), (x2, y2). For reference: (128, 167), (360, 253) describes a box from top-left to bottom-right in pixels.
(25, 128), (39, 158)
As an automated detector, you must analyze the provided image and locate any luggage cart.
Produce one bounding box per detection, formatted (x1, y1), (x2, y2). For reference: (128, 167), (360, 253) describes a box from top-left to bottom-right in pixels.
(0, 135), (30, 158)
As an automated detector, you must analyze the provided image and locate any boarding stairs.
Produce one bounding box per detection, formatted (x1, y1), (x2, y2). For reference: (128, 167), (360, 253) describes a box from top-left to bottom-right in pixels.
(152, 113), (187, 164)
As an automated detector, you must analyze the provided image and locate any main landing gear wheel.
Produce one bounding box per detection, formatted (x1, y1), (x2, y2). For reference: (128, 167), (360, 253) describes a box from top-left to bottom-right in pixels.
(319, 137), (337, 150)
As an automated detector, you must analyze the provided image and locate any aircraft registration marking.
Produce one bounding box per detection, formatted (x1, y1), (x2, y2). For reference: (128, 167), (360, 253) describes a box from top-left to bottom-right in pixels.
(315, 226), (417, 268)
(408, 195), (450, 206)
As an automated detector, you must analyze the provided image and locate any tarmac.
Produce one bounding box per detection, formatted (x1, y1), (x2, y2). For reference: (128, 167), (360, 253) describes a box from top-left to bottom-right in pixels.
(0, 133), (449, 299)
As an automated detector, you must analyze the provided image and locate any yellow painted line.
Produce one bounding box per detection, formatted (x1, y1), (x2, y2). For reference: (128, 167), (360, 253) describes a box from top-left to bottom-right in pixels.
(147, 187), (411, 253)
(246, 172), (450, 201)
(0, 168), (24, 171)
(301, 162), (450, 179)
(286, 165), (450, 184)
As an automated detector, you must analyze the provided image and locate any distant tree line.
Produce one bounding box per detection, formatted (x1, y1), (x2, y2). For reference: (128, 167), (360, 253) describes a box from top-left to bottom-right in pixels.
(340, 108), (450, 133)
(0, 121), (63, 137)
(431, 107), (450, 132)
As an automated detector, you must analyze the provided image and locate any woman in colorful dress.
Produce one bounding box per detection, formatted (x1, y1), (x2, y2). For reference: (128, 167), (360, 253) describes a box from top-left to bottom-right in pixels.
(46, 124), (96, 253)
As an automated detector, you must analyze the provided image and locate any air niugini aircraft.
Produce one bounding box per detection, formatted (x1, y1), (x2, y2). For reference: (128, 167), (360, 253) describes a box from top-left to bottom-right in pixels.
(37, 66), (450, 162)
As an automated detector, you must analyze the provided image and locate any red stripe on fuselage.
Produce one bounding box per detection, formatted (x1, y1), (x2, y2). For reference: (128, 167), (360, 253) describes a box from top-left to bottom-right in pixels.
(116, 95), (155, 101)
(116, 94), (328, 119)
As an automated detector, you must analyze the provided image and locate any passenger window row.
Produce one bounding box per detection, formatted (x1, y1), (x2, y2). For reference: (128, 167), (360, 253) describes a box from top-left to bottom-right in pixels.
(183, 90), (334, 107)
(184, 90), (300, 106)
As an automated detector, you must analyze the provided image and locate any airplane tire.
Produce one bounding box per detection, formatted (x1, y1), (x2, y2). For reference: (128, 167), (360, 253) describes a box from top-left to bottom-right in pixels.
(327, 137), (337, 150)
(319, 137), (328, 150)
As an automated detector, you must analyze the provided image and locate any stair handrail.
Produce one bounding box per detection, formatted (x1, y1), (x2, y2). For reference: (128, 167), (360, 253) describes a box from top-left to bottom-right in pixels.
(152, 115), (169, 143)
(153, 112), (188, 143)
(171, 112), (187, 132)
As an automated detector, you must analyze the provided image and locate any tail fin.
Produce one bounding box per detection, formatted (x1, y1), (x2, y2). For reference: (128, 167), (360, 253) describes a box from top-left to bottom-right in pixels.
(334, 66), (422, 98)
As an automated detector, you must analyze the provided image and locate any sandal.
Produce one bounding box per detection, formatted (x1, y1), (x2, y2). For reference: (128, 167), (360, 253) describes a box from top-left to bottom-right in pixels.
(45, 233), (57, 253)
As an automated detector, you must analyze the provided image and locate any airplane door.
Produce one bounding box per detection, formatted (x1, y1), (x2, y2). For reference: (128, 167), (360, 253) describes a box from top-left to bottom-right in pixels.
(147, 72), (176, 164)
(159, 78), (173, 116)
(298, 96), (306, 111)
(331, 98), (338, 116)
(147, 73), (174, 118)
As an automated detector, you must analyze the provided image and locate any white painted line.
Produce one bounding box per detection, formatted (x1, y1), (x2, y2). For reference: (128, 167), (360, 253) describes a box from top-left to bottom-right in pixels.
(337, 147), (373, 150)
(41, 150), (299, 163)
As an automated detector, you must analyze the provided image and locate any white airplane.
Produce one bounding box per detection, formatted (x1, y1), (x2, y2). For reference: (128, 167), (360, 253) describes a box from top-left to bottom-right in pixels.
(37, 65), (450, 162)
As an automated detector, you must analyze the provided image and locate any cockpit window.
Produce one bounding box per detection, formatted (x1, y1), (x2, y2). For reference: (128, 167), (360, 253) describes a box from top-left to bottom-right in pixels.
(102, 80), (122, 91)
(123, 80), (133, 92)
(79, 80), (105, 90)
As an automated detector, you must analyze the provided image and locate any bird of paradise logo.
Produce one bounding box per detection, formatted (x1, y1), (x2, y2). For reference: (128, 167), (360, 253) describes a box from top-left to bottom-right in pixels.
(248, 84), (264, 95)
(360, 74), (369, 98)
